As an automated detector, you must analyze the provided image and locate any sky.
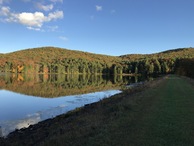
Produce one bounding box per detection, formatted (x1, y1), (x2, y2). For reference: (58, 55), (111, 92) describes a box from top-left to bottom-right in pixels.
(0, 0), (194, 56)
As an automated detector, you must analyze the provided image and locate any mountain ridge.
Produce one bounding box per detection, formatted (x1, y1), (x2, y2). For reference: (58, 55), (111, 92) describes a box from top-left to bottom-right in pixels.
(1, 46), (194, 60)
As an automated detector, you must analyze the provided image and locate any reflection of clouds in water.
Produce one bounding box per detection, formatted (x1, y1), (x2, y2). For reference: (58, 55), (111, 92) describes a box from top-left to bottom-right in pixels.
(0, 104), (68, 137)
(0, 115), (41, 137)
(0, 90), (121, 137)
(16, 115), (41, 130)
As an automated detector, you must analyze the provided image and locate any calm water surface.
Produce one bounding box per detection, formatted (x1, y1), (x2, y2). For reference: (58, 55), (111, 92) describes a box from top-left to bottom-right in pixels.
(0, 74), (146, 137)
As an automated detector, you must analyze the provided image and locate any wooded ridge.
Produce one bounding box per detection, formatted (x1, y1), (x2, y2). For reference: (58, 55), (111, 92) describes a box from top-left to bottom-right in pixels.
(0, 47), (194, 78)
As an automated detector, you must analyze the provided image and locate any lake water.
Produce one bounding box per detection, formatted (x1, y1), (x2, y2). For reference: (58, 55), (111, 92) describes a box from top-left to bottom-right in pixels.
(0, 74), (146, 137)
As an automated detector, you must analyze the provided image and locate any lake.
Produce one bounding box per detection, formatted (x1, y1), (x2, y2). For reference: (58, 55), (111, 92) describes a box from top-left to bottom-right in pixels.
(0, 74), (148, 137)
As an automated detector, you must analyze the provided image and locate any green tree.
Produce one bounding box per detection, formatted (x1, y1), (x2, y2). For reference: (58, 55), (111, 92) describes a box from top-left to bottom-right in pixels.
(148, 63), (154, 74)
(154, 59), (161, 74)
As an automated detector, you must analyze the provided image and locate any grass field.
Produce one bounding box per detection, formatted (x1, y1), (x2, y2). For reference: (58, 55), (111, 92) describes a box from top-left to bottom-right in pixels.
(2, 75), (194, 146)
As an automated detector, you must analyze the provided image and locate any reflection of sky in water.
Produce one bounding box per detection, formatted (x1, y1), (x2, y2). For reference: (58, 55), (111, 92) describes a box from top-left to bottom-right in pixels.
(0, 89), (121, 137)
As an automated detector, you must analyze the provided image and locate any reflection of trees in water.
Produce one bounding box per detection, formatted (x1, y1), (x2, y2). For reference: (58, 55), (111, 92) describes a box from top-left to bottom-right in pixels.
(0, 74), (144, 98)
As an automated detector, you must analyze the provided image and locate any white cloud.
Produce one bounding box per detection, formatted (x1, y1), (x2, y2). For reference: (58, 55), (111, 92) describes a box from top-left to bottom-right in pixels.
(0, 7), (63, 29)
(37, 3), (54, 11)
(47, 10), (63, 21)
(27, 26), (41, 31)
(59, 36), (68, 41)
(47, 25), (58, 31)
(5, 13), (18, 22)
(18, 12), (45, 27)
(96, 5), (102, 11)
(0, 6), (10, 16)
(0, 1), (64, 31)
(18, 10), (63, 28)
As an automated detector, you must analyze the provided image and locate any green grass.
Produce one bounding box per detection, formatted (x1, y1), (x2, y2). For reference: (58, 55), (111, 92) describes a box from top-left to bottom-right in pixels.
(2, 75), (194, 146)
(124, 75), (194, 146)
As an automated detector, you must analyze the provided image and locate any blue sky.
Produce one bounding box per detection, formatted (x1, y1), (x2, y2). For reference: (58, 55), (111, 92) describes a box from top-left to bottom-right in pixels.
(0, 0), (194, 56)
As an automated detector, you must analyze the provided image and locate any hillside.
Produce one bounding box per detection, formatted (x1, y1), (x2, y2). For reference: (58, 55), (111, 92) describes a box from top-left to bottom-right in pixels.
(120, 48), (194, 61)
(1, 47), (194, 63)
(0, 47), (120, 65)
(0, 53), (4, 57)
(0, 47), (194, 77)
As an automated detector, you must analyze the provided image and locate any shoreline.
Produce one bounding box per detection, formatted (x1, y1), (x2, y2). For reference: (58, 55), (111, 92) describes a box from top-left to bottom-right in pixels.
(8, 75), (194, 146)
(1, 76), (163, 145)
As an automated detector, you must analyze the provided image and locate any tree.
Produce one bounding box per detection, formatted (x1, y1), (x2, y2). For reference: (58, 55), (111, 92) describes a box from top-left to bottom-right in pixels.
(154, 59), (161, 74)
(161, 61), (169, 74)
(148, 63), (154, 74)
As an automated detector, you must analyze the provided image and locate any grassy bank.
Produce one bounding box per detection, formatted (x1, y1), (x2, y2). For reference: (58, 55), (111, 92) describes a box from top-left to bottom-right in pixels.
(1, 75), (194, 146)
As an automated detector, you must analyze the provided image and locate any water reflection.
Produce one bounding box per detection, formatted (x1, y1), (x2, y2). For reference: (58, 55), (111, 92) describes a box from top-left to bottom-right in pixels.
(0, 74), (143, 98)
(0, 90), (121, 137)
(0, 74), (145, 137)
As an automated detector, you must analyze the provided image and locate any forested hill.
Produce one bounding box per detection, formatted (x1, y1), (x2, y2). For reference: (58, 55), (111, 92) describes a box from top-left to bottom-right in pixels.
(0, 47), (194, 77)
(1, 47), (120, 65)
(1, 47), (194, 62)
(120, 48), (194, 61)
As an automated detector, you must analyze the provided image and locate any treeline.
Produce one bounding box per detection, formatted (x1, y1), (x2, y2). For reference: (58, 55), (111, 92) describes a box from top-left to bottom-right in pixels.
(2, 58), (113, 74)
(0, 47), (194, 76)
(1, 58), (176, 75)
(0, 74), (139, 98)
(121, 58), (175, 75)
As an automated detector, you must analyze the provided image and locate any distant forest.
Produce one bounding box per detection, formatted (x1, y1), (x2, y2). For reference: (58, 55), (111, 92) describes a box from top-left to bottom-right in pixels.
(0, 47), (194, 78)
